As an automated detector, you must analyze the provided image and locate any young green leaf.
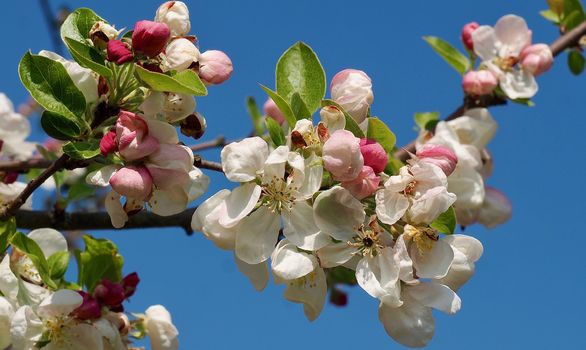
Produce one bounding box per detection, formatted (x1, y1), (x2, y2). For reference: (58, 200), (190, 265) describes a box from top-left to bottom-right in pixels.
(10, 232), (58, 290)
(135, 65), (208, 96)
(0, 217), (16, 254)
(423, 36), (471, 75)
(266, 117), (286, 146)
(67, 181), (97, 203)
(414, 112), (440, 131)
(19, 52), (87, 124)
(290, 92), (312, 120)
(321, 99), (365, 138)
(260, 85), (296, 128)
(78, 235), (124, 291)
(563, 0), (586, 30)
(367, 117), (396, 154)
(568, 50), (585, 75)
(41, 111), (84, 141)
(430, 207), (457, 234)
(276, 42), (326, 113)
(64, 38), (112, 78)
(60, 8), (104, 44)
(540, 9), (561, 23)
(48, 251), (70, 280)
(246, 97), (265, 136)
(62, 140), (101, 160)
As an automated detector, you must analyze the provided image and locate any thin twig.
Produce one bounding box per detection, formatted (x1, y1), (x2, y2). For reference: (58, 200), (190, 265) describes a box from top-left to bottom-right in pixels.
(190, 136), (227, 152)
(0, 158), (54, 172)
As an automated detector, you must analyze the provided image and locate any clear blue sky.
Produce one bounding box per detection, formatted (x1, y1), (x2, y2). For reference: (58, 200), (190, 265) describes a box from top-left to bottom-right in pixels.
(1, 1), (584, 349)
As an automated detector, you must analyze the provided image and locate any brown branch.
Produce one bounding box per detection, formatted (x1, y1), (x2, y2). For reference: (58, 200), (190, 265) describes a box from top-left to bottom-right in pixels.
(394, 20), (586, 162)
(194, 156), (223, 172)
(190, 136), (227, 152)
(0, 158), (54, 172)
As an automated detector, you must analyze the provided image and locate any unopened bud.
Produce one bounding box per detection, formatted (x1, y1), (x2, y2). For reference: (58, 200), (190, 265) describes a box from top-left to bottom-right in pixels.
(100, 130), (118, 156)
(520, 44), (553, 77)
(359, 139), (388, 174)
(198, 50), (233, 85)
(163, 38), (200, 72)
(319, 106), (345, 132)
(330, 69), (373, 124)
(323, 130), (364, 182)
(90, 21), (120, 50)
(180, 113), (207, 140)
(163, 93), (196, 123)
(341, 165), (380, 200)
(132, 20), (171, 58)
(2, 172), (18, 184)
(155, 1), (191, 37)
(122, 272), (140, 298)
(73, 291), (102, 320)
(263, 98), (285, 125)
(477, 187), (512, 228)
(416, 144), (458, 176)
(461, 22), (480, 51)
(462, 70), (498, 96)
(329, 287), (348, 307)
(106, 40), (133, 65)
(94, 279), (126, 308)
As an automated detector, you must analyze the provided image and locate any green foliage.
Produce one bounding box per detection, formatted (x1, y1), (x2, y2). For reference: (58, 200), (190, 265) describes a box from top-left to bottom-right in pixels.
(66, 181), (97, 203)
(423, 36), (471, 75)
(540, 9), (561, 23)
(414, 111), (440, 131)
(321, 99), (365, 138)
(40, 111), (84, 141)
(135, 65), (208, 96)
(562, 0), (586, 30)
(276, 42), (326, 114)
(0, 217), (16, 254)
(76, 235), (124, 291)
(290, 92), (312, 120)
(64, 38), (112, 78)
(60, 8), (104, 43)
(10, 232), (59, 290)
(385, 157), (405, 175)
(19, 52), (88, 137)
(246, 97), (265, 136)
(568, 50), (585, 75)
(62, 140), (101, 160)
(430, 207), (457, 234)
(260, 85), (297, 128)
(266, 117), (286, 146)
(47, 251), (70, 281)
(367, 117), (396, 154)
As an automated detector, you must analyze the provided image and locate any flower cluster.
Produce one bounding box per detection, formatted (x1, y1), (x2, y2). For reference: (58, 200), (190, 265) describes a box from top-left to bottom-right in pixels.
(194, 69), (484, 347)
(0, 228), (178, 349)
(461, 15), (553, 99)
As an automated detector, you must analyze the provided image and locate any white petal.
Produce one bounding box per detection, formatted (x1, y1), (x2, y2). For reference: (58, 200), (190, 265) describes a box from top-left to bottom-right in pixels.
(145, 118), (179, 144)
(218, 183), (262, 228)
(406, 282), (461, 315)
(283, 201), (330, 251)
(27, 228), (67, 258)
(37, 289), (83, 319)
(221, 137), (268, 182)
(0, 297), (14, 350)
(499, 69), (538, 100)
(283, 267), (327, 322)
(408, 187), (456, 225)
(448, 166), (485, 210)
(355, 252), (401, 307)
(313, 187), (365, 241)
(262, 145), (288, 181)
(378, 301), (434, 348)
(187, 168), (210, 201)
(411, 239), (454, 279)
(443, 234), (483, 262)
(297, 153), (323, 199)
(105, 191), (128, 229)
(271, 240), (317, 280)
(375, 189), (409, 225)
(191, 189), (230, 232)
(472, 25), (497, 61)
(0, 256), (18, 301)
(149, 187), (188, 216)
(192, 190), (237, 250)
(447, 108), (497, 149)
(10, 305), (43, 350)
(494, 14), (532, 57)
(145, 305), (179, 350)
(317, 241), (357, 268)
(86, 165), (119, 187)
(44, 323), (105, 350)
(235, 206), (280, 264)
(234, 256), (269, 292)
(437, 249), (474, 292)
(393, 235), (416, 284)
(0, 112), (30, 141)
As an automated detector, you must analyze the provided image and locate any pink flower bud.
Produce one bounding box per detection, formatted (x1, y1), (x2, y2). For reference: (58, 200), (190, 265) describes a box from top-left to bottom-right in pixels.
(341, 166), (380, 200)
(520, 44), (553, 76)
(109, 166), (153, 200)
(461, 22), (480, 51)
(477, 187), (512, 228)
(132, 20), (171, 58)
(198, 50), (233, 85)
(263, 98), (285, 125)
(462, 70), (498, 96)
(94, 279), (126, 308)
(416, 144), (458, 176)
(100, 130), (118, 156)
(116, 111), (159, 161)
(322, 129), (364, 181)
(359, 139), (388, 174)
(73, 291), (102, 320)
(122, 272), (140, 298)
(330, 69), (373, 124)
(106, 40), (133, 65)
(2, 172), (18, 184)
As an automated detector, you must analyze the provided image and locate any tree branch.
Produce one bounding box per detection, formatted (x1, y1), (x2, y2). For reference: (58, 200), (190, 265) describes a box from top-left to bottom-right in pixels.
(190, 136), (227, 152)
(0, 158), (54, 172)
(393, 20), (586, 162)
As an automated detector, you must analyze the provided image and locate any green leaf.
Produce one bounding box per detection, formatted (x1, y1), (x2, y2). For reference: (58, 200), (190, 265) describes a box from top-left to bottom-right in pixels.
(266, 117), (286, 146)
(540, 9), (561, 23)
(290, 92), (312, 120)
(321, 99), (365, 138)
(0, 217), (17, 254)
(569, 50), (585, 75)
(563, 0), (586, 30)
(41, 111), (83, 141)
(430, 207), (457, 234)
(414, 112), (440, 131)
(64, 38), (112, 78)
(384, 157), (404, 175)
(67, 181), (97, 202)
(47, 251), (70, 280)
(366, 117), (396, 154)
(19, 52), (87, 125)
(510, 98), (535, 107)
(260, 85), (296, 128)
(423, 36), (471, 75)
(60, 8), (104, 44)
(135, 65), (207, 96)
(78, 235), (124, 291)
(62, 139), (101, 159)
(10, 233), (58, 290)
(246, 97), (265, 136)
(276, 42), (326, 113)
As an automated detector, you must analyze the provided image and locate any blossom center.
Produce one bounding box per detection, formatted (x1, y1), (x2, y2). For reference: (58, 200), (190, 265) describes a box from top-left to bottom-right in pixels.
(494, 56), (518, 72)
(350, 226), (384, 258)
(404, 225), (438, 255)
(262, 176), (297, 213)
(403, 181), (417, 196)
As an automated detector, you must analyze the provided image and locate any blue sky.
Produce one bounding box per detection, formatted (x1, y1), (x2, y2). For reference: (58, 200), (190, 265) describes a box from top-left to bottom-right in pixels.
(1, 1), (585, 349)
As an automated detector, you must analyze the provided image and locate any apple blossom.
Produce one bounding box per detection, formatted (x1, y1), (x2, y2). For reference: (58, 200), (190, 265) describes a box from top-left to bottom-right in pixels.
(330, 69), (374, 124)
(520, 43), (554, 76)
(163, 38), (200, 72)
(90, 21), (120, 49)
(155, 1), (191, 37)
(144, 305), (179, 350)
(132, 20), (171, 58)
(0, 93), (35, 160)
(319, 105), (346, 132)
(416, 144), (458, 176)
(106, 40), (133, 65)
(198, 50), (234, 85)
(322, 129), (364, 181)
(438, 235), (484, 291)
(263, 97), (286, 124)
(477, 186), (512, 228)
(359, 138), (388, 173)
(341, 165), (380, 199)
(471, 15), (538, 99)
(462, 70), (498, 96)
(461, 22), (480, 51)
(0, 297), (14, 349)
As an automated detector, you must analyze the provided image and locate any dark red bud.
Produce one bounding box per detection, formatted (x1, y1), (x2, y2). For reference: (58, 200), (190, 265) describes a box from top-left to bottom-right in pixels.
(329, 288), (348, 307)
(3, 172), (18, 184)
(73, 291), (102, 320)
(106, 40), (134, 65)
(100, 130), (118, 156)
(94, 279), (126, 308)
(132, 20), (170, 58)
(122, 272), (140, 298)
